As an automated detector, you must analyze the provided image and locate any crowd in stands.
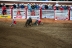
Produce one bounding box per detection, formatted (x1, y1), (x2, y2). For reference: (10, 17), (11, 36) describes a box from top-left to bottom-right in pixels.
(0, 3), (72, 10)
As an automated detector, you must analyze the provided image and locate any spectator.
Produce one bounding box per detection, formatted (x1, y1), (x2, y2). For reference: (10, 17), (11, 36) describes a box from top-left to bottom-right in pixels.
(59, 5), (64, 11)
(70, 5), (72, 10)
(39, 3), (42, 8)
(6, 5), (9, 9)
(31, 3), (35, 9)
(27, 3), (32, 12)
(3, 3), (5, 6)
(55, 2), (60, 10)
(34, 3), (39, 10)
(20, 3), (25, 9)
(36, 4), (40, 10)
(13, 3), (16, 8)
(63, 5), (67, 10)
(53, 5), (56, 10)
(0, 3), (2, 8)
(66, 5), (69, 10)
(42, 3), (45, 10)
(17, 3), (20, 8)
(27, 3), (31, 9)
(2, 5), (7, 15)
(45, 4), (48, 9)
(48, 4), (52, 10)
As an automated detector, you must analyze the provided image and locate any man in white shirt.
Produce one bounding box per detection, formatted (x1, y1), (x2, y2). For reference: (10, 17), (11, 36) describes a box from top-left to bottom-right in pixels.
(10, 17), (16, 27)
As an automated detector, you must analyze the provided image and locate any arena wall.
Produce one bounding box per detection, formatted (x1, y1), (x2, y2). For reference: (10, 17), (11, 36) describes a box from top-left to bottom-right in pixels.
(0, 1), (72, 23)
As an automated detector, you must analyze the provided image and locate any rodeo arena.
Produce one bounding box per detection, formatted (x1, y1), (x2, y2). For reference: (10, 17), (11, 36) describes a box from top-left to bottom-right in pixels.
(0, 0), (72, 48)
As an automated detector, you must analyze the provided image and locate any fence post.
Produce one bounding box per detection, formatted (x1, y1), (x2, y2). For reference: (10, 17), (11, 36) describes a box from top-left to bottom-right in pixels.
(68, 8), (70, 20)
(11, 6), (13, 19)
(25, 6), (27, 19)
(40, 7), (42, 19)
(53, 6), (56, 20)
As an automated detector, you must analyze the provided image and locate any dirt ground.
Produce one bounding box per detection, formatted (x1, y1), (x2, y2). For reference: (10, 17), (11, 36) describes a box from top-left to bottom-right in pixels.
(0, 18), (72, 48)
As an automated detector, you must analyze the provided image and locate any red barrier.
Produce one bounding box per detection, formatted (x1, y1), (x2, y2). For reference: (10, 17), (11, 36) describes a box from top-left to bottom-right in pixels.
(54, 9), (69, 20)
(10, 7), (71, 20)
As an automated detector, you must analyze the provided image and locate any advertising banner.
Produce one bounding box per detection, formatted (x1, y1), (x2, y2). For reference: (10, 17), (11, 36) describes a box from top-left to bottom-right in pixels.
(27, 10), (40, 19)
(13, 9), (26, 19)
(0, 9), (11, 18)
(55, 10), (69, 20)
(42, 10), (54, 19)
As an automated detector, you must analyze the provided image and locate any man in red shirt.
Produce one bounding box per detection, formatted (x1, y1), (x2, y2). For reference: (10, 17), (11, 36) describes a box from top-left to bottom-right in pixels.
(59, 5), (64, 12)
(2, 5), (6, 15)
